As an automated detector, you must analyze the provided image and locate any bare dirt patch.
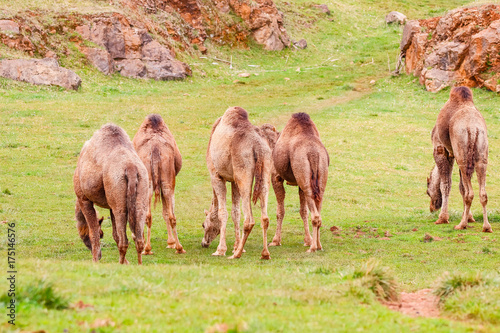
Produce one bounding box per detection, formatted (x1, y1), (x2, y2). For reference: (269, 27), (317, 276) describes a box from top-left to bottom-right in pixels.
(385, 289), (440, 318)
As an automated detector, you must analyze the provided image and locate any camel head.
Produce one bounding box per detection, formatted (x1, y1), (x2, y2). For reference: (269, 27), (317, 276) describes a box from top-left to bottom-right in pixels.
(78, 217), (104, 260)
(426, 165), (442, 212)
(259, 124), (279, 150)
(201, 208), (220, 248)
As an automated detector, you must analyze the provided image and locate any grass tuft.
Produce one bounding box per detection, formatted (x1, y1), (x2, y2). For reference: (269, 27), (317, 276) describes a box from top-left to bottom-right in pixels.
(350, 259), (399, 302)
(434, 271), (490, 304)
(0, 280), (69, 310)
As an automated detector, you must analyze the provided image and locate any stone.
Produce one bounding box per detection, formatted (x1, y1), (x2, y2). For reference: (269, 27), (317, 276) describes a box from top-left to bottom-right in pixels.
(0, 58), (82, 90)
(424, 41), (467, 71)
(400, 20), (420, 53)
(312, 4), (331, 15)
(84, 47), (115, 75)
(293, 39), (307, 49)
(0, 20), (20, 34)
(114, 59), (147, 78)
(386, 11), (407, 25)
(422, 68), (456, 93)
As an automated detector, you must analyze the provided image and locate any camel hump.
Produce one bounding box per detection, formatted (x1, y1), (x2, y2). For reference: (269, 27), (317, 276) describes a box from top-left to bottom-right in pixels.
(222, 106), (250, 127)
(450, 86), (473, 103)
(292, 112), (312, 123)
(97, 123), (133, 148)
(146, 113), (165, 130)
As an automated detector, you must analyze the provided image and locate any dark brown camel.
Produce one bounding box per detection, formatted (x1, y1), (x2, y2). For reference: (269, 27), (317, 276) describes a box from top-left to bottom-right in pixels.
(427, 86), (492, 232)
(133, 114), (185, 255)
(202, 107), (273, 259)
(269, 113), (329, 252)
(74, 123), (149, 264)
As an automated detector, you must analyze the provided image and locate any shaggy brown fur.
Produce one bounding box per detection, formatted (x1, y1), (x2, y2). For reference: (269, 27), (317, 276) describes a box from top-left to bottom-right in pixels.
(133, 114), (185, 255)
(427, 87), (492, 232)
(202, 107), (273, 259)
(269, 113), (330, 252)
(74, 124), (149, 264)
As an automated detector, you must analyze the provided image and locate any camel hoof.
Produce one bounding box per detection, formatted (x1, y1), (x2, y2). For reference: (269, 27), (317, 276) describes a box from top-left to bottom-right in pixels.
(176, 249), (187, 254)
(212, 250), (226, 256)
(269, 241), (281, 247)
(142, 250), (154, 255)
(306, 248), (317, 253)
(261, 254), (271, 260)
(121, 258), (130, 265)
(468, 217), (476, 223)
(482, 227), (493, 233)
(228, 254), (240, 259)
(167, 244), (176, 249)
(454, 224), (467, 230)
(434, 218), (449, 225)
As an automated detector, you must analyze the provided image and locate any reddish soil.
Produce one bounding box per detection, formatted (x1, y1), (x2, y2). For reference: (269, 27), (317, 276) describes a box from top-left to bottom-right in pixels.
(385, 289), (440, 318)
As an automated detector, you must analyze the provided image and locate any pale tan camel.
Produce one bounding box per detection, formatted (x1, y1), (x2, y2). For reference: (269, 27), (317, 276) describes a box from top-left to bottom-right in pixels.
(427, 86), (492, 232)
(74, 124), (149, 264)
(269, 113), (329, 252)
(201, 107), (273, 259)
(133, 114), (185, 255)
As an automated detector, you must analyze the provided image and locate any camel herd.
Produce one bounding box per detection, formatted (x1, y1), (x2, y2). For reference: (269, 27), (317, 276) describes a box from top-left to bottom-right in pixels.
(73, 86), (492, 264)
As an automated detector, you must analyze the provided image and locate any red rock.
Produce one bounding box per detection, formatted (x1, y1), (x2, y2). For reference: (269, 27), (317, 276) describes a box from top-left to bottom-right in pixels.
(401, 4), (500, 93)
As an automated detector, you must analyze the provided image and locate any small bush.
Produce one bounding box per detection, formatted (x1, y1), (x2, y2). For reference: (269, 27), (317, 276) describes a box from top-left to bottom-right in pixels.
(351, 259), (399, 302)
(434, 272), (489, 304)
(0, 280), (69, 310)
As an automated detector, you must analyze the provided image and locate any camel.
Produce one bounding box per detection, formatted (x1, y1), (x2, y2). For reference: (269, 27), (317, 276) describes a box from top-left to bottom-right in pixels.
(133, 114), (185, 255)
(427, 86), (492, 232)
(74, 123), (149, 264)
(201, 107), (273, 259)
(269, 112), (329, 252)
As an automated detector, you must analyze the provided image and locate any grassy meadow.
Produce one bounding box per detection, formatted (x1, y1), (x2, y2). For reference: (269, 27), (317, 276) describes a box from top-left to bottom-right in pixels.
(1, 0), (500, 331)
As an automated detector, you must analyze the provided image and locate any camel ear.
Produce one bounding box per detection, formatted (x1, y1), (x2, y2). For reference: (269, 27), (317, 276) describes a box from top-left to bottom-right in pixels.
(204, 209), (209, 216)
(271, 126), (276, 132)
(427, 177), (430, 184)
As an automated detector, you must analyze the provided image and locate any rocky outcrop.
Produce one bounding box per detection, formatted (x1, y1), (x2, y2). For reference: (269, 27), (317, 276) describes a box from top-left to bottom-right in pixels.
(133, 0), (290, 50)
(400, 4), (500, 93)
(75, 16), (190, 80)
(0, 58), (82, 90)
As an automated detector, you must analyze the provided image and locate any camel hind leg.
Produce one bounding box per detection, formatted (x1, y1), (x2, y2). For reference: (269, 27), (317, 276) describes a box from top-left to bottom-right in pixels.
(476, 162), (492, 233)
(162, 187), (186, 254)
(455, 166), (474, 230)
(299, 188), (313, 247)
(258, 178), (271, 260)
(230, 174), (255, 259)
(143, 185), (154, 254)
(231, 182), (243, 253)
(459, 170), (475, 223)
(269, 175), (285, 247)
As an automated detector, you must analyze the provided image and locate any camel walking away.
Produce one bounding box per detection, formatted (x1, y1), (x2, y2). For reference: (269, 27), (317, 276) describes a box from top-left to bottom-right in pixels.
(427, 86), (492, 232)
(202, 107), (273, 259)
(133, 114), (185, 254)
(269, 112), (329, 252)
(74, 123), (149, 264)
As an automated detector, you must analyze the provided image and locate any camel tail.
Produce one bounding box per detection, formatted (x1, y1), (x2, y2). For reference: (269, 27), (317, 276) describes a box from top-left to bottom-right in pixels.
(466, 129), (479, 180)
(252, 149), (265, 205)
(126, 165), (139, 230)
(150, 146), (162, 208)
(308, 152), (322, 206)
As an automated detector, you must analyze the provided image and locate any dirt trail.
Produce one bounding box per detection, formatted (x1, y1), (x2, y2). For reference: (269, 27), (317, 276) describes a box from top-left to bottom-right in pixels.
(385, 289), (440, 318)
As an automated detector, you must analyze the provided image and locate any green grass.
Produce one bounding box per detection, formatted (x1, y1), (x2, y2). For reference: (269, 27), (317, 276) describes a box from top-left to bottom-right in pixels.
(1, 0), (500, 331)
